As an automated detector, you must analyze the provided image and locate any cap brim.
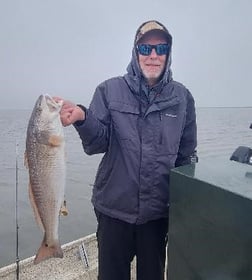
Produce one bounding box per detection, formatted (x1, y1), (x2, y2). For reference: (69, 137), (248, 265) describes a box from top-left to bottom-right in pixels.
(137, 29), (171, 44)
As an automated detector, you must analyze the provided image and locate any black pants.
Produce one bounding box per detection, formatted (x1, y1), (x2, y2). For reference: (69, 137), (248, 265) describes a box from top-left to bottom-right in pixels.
(95, 210), (168, 280)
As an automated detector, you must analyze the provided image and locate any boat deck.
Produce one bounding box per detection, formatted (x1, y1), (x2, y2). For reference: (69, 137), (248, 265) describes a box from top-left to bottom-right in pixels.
(0, 233), (98, 280)
(0, 233), (138, 280)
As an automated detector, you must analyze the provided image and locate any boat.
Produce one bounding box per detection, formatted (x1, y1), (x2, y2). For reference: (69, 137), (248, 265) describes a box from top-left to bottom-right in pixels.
(2, 153), (252, 279)
(0, 233), (97, 280)
(0, 233), (138, 280)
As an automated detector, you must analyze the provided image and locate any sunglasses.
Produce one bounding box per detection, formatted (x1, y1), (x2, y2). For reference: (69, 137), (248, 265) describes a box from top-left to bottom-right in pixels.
(136, 44), (170, 56)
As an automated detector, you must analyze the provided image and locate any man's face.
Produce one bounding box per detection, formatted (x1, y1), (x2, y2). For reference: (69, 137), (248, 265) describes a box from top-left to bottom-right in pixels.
(137, 36), (168, 86)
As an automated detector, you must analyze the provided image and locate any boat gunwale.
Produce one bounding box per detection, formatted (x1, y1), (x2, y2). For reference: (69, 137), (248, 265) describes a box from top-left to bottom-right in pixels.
(0, 233), (97, 277)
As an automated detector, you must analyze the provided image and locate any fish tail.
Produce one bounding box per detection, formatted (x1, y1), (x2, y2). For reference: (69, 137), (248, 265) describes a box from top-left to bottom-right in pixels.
(34, 235), (63, 264)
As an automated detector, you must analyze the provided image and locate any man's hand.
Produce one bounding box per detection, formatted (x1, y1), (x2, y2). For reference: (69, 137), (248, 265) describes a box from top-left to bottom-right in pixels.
(53, 97), (85, 127)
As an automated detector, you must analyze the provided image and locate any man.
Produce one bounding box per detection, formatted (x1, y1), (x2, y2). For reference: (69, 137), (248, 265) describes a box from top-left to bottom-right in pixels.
(57, 20), (197, 280)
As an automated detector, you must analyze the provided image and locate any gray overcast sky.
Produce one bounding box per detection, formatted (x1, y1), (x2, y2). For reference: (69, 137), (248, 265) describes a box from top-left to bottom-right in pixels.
(0, 0), (251, 109)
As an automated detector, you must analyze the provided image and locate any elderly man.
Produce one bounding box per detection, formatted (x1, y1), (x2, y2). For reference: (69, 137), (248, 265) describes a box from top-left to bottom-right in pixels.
(56, 20), (197, 280)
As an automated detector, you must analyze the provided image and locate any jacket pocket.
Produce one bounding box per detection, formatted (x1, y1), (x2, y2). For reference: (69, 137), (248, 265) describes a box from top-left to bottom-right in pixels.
(109, 101), (140, 150)
(158, 107), (185, 154)
(109, 101), (139, 115)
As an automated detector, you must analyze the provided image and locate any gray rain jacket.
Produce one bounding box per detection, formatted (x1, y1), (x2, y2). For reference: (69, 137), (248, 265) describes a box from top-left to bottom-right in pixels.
(74, 22), (197, 224)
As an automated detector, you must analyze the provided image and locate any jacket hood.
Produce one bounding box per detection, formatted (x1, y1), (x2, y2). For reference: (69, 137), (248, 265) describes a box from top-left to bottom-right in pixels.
(124, 20), (173, 94)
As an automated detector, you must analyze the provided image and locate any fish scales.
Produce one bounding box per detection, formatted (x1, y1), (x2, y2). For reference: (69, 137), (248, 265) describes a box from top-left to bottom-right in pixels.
(25, 94), (66, 264)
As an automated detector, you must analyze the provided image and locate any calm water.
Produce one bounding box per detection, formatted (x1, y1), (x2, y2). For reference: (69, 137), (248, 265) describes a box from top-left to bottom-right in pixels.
(0, 107), (252, 267)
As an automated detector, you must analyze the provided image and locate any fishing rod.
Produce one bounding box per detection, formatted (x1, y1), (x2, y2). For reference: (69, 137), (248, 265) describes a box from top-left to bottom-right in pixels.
(15, 141), (20, 280)
(79, 242), (91, 280)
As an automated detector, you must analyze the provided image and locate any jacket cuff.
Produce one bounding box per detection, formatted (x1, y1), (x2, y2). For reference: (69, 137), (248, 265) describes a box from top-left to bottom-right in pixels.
(73, 104), (87, 126)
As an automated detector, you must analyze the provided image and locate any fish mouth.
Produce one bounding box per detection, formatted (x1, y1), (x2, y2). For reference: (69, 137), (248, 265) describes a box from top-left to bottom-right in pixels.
(45, 94), (58, 105)
(44, 94), (63, 111)
(34, 94), (63, 114)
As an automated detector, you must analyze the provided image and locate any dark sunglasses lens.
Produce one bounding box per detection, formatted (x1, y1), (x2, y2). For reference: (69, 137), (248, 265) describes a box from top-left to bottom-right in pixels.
(156, 44), (169, 55)
(138, 44), (152, 55)
(137, 44), (169, 56)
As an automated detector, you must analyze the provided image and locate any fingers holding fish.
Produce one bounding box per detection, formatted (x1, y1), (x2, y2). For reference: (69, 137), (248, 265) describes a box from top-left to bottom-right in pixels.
(52, 96), (64, 103)
(55, 98), (85, 127)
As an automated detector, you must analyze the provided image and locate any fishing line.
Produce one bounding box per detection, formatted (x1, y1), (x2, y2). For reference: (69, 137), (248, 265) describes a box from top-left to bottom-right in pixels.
(15, 141), (20, 280)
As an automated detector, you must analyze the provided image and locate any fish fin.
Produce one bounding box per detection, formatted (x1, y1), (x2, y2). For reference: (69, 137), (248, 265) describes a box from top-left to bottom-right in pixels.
(28, 183), (44, 231)
(36, 131), (63, 146)
(24, 151), (28, 169)
(60, 200), (68, 216)
(48, 134), (64, 147)
(34, 235), (63, 265)
(36, 130), (64, 146)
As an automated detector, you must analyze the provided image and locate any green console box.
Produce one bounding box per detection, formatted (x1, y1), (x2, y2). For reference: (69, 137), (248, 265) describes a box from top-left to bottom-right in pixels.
(168, 160), (252, 280)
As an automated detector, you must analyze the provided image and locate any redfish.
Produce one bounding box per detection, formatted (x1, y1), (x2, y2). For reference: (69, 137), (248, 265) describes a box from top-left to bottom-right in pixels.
(25, 94), (66, 264)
